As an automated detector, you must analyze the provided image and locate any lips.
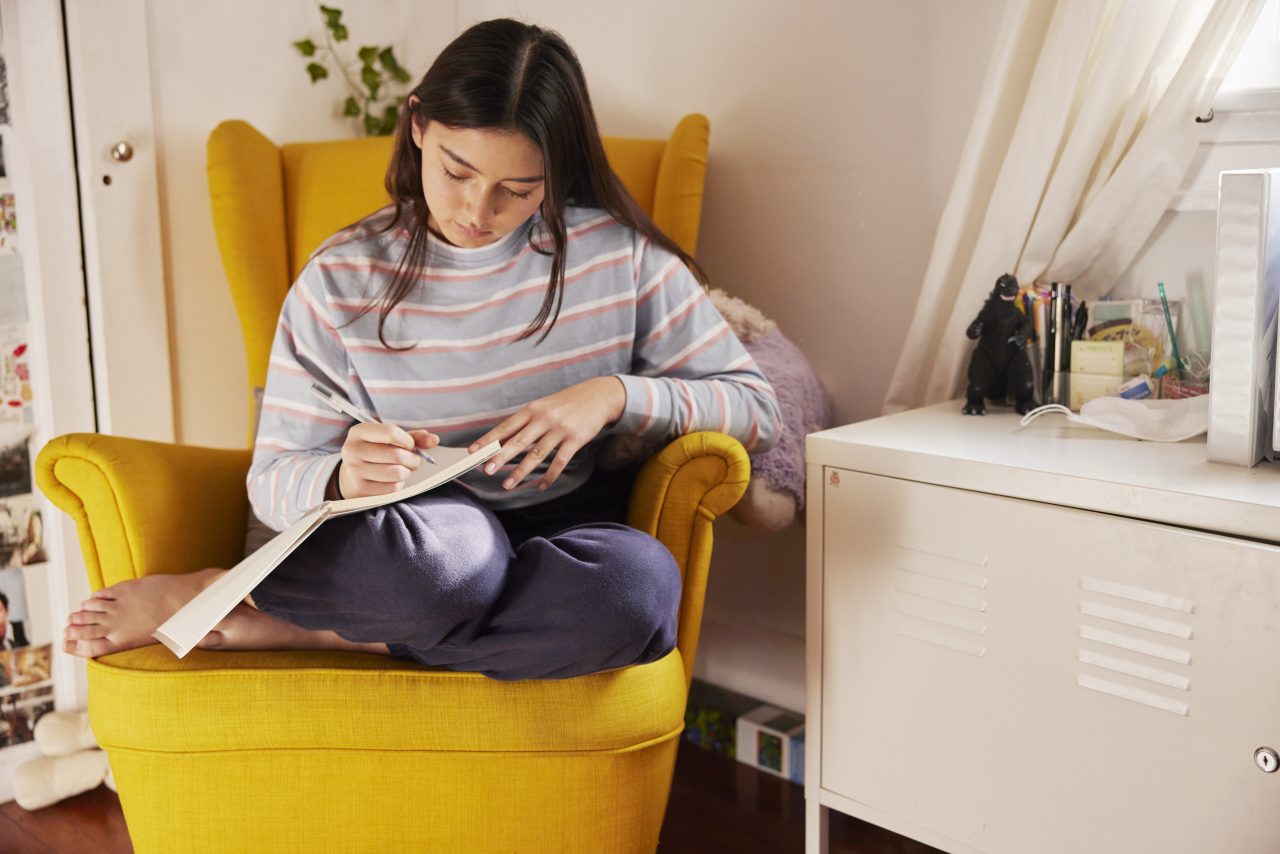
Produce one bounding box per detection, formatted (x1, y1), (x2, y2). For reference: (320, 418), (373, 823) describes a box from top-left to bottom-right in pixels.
(454, 222), (492, 239)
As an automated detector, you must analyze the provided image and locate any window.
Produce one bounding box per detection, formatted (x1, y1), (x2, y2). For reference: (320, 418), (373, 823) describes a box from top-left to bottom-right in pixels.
(1171, 0), (1280, 211)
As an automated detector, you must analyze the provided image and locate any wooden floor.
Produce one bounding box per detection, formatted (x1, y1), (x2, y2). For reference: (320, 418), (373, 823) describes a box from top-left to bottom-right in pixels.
(0, 741), (941, 852)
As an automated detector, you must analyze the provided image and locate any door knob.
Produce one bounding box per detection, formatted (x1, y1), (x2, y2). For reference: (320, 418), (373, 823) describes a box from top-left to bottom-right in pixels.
(110, 142), (134, 162)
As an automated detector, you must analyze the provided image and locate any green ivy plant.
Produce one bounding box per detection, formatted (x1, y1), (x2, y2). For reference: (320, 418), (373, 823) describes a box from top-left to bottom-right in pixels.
(293, 4), (413, 136)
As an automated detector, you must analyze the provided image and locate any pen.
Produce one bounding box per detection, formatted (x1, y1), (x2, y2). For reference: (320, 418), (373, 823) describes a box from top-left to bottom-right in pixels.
(309, 383), (437, 464)
(1156, 282), (1184, 380)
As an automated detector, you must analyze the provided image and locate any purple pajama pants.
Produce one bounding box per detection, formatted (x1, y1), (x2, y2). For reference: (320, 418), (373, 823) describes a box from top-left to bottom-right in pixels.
(250, 466), (682, 680)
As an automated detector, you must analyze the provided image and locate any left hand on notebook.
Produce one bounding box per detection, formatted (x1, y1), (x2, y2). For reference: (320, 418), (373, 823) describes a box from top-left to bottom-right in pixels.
(470, 376), (626, 491)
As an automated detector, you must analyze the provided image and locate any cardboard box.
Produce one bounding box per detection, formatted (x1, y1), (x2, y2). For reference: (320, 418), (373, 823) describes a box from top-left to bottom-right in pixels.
(735, 705), (804, 783)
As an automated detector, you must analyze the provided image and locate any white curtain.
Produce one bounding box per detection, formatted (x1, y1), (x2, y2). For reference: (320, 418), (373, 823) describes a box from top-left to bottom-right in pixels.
(884, 0), (1265, 413)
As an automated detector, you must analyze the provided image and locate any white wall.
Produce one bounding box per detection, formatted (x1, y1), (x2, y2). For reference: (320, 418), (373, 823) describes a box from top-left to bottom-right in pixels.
(149, 0), (1008, 711)
(146, 0), (457, 447)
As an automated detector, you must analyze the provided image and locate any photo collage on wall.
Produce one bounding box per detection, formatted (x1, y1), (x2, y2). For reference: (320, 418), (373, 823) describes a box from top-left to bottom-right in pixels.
(0, 42), (55, 748)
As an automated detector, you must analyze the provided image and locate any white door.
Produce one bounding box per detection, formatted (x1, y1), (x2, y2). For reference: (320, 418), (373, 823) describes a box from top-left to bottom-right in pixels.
(0, 0), (99, 774)
(63, 0), (173, 442)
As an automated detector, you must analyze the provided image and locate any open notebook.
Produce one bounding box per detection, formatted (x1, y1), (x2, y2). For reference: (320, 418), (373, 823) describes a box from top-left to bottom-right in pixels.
(153, 441), (502, 658)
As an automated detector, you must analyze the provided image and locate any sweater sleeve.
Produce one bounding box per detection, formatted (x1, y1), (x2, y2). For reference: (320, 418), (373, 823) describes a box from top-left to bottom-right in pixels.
(612, 237), (782, 453)
(246, 263), (351, 531)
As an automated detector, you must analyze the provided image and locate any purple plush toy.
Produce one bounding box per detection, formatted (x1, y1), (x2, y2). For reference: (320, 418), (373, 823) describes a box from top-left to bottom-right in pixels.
(596, 289), (833, 532)
(709, 290), (833, 532)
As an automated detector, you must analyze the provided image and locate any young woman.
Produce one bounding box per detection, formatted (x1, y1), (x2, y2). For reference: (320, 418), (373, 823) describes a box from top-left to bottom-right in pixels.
(62, 19), (781, 679)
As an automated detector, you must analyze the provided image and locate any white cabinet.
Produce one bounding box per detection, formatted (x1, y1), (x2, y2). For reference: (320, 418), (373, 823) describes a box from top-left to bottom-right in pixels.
(805, 403), (1280, 854)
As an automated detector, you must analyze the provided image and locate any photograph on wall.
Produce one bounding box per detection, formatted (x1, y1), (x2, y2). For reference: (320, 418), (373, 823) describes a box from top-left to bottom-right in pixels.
(0, 192), (15, 252)
(0, 497), (44, 568)
(0, 566), (30, 650)
(0, 326), (30, 425)
(0, 255), (25, 326)
(0, 645), (54, 749)
(0, 47), (8, 127)
(0, 433), (29, 498)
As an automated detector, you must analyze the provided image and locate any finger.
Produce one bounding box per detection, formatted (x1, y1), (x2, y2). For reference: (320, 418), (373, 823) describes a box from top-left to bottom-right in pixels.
(535, 441), (579, 491)
(483, 425), (544, 476)
(355, 442), (421, 469)
(409, 429), (440, 450)
(501, 439), (557, 490)
(351, 421), (416, 451)
(346, 476), (404, 496)
(470, 410), (529, 454)
(351, 463), (415, 484)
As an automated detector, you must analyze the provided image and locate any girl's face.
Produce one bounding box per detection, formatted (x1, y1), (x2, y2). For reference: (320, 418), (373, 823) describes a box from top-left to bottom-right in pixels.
(411, 117), (546, 249)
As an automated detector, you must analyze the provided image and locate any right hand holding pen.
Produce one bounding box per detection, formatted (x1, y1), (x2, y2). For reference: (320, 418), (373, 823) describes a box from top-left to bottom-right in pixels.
(336, 422), (439, 499)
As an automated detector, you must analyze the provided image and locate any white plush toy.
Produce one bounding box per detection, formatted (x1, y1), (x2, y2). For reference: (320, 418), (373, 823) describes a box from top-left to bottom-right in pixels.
(13, 710), (115, 810)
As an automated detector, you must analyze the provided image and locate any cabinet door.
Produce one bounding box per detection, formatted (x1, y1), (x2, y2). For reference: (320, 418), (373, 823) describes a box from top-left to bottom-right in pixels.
(821, 470), (1280, 854)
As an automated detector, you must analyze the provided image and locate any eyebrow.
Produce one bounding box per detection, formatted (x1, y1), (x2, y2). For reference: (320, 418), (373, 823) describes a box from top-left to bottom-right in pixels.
(440, 145), (545, 184)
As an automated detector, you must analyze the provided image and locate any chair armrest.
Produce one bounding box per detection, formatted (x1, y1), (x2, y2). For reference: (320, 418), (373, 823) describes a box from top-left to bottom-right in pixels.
(35, 434), (252, 591)
(628, 431), (749, 686)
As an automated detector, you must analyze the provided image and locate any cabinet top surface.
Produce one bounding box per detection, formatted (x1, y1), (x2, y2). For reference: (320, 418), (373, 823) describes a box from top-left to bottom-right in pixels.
(808, 401), (1280, 539)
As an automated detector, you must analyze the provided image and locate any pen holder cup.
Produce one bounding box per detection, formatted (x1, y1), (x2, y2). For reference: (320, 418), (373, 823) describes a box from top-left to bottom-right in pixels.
(1159, 376), (1210, 399)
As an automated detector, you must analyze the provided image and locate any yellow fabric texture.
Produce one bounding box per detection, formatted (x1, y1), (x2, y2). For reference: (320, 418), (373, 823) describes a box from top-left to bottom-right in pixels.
(35, 114), (742, 853)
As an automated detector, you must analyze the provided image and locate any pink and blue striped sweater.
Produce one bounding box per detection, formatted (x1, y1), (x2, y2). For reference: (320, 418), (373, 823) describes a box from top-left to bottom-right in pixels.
(248, 205), (782, 531)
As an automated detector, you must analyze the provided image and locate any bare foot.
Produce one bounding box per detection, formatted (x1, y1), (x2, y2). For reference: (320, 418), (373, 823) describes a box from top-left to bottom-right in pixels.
(63, 570), (387, 658)
(63, 569), (222, 658)
(199, 603), (386, 655)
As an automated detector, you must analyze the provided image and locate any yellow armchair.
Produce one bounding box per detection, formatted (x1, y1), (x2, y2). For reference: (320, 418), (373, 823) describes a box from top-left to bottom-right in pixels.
(36, 115), (749, 852)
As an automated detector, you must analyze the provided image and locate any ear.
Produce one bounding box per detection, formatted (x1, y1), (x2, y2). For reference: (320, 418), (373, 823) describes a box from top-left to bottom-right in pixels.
(408, 95), (425, 148)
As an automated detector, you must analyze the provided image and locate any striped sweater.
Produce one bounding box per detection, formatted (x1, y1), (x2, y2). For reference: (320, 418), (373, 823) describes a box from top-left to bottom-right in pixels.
(248, 205), (782, 531)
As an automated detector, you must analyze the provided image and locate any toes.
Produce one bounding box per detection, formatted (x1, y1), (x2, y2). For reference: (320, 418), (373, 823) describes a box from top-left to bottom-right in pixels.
(81, 637), (117, 658)
(62, 636), (110, 658)
(64, 624), (108, 642)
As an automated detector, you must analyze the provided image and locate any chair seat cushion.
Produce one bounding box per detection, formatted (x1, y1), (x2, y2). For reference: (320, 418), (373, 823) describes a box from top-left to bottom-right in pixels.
(88, 646), (687, 755)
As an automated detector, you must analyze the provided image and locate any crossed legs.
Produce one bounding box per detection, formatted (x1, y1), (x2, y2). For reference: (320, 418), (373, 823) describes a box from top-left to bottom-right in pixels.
(63, 486), (681, 680)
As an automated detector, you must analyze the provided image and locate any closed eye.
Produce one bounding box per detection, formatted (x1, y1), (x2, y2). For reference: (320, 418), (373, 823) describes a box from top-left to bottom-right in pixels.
(442, 166), (532, 201)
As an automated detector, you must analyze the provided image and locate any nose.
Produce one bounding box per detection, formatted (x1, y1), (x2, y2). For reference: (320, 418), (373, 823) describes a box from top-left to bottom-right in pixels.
(462, 186), (494, 227)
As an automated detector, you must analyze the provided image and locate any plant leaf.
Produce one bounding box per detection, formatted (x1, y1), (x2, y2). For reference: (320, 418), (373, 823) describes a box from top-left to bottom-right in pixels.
(306, 62), (329, 83)
(380, 104), (399, 135)
(358, 46), (378, 66)
(379, 48), (411, 83)
(320, 5), (342, 28)
(361, 65), (381, 100)
(363, 112), (380, 136)
(332, 23), (348, 41)
(293, 38), (317, 57)
(343, 96), (361, 117)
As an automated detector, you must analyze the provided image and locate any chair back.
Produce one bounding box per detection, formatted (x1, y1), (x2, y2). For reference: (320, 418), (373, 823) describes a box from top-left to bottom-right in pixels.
(208, 115), (710, 445)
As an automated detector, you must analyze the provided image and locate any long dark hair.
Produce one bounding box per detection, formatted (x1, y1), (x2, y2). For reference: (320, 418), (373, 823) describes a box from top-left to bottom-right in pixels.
(369, 18), (707, 347)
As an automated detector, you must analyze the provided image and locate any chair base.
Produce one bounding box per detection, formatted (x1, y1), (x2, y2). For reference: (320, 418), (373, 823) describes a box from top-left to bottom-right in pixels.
(109, 739), (680, 853)
(88, 646), (689, 853)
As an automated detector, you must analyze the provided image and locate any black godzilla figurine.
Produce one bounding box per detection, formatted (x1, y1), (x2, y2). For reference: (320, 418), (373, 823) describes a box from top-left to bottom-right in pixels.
(962, 273), (1034, 415)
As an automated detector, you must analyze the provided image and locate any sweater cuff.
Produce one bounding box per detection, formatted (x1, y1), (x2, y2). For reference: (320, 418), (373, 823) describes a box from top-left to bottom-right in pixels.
(305, 452), (343, 512)
(612, 374), (662, 438)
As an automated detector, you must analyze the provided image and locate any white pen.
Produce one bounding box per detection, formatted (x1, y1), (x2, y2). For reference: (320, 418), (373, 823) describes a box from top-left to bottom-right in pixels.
(309, 383), (437, 465)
